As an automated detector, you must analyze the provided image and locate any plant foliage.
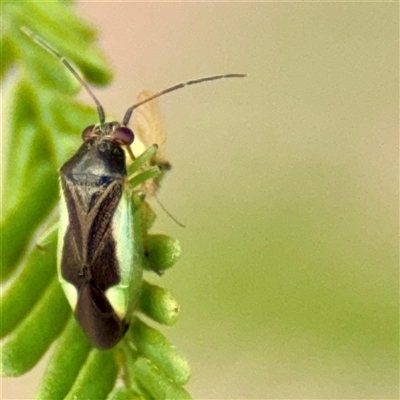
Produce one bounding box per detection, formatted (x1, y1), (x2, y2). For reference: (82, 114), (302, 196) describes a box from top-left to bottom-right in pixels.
(1, 2), (191, 399)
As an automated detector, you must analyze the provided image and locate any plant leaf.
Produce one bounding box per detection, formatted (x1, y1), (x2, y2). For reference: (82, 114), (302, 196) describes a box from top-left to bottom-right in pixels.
(34, 316), (92, 399)
(1, 230), (57, 338)
(129, 319), (191, 386)
(138, 281), (181, 326)
(125, 355), (192, 400)
(1, 277), (70, 377)
(64, 349), (118, 400)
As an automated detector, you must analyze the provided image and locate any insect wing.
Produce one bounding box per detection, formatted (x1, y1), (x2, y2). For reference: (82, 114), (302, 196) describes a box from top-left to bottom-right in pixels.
(131, 90), (170, 196)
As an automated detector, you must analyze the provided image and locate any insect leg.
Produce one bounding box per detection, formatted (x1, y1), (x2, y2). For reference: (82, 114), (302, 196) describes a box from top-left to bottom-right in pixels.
(127, 144), (158, 176)
(128, 166), (161, 190)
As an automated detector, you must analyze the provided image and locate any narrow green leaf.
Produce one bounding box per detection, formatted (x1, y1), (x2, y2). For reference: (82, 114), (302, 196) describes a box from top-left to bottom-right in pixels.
(26, 1), (97, 44)
(16, 33), (80, 96)
(145, 234), (182, 272)
(35, 317), (92, 400)
(8, 79), (38, 127)
(12, 2), (113, 86)
(0, 35), (15, 80)
(0, 230), (57, 338)
(113, 344), (154, 400)
(139, 281), (180, 326)
(3, 81), (41, 197)
(129, 319), (191, 386)
(127, 356), (192, 400)
(106, 386), (141, 400)
(71, 51), (114, 87)
(2, 79), (58, 216)
(49, 95), (97, 135)
(1, 277), (70, 377)
(1, 164), (58, 281)
(64, 348), (118, 400)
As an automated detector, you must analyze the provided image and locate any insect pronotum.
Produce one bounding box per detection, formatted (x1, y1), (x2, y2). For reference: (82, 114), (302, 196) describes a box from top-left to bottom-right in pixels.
(22, 27), (246, 349)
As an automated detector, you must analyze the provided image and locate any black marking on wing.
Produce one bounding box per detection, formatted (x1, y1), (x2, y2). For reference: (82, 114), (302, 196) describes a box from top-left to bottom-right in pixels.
(60, 175), (123, 291)
(75, 282), (128, 349)
(60, 177), (84, 260)
(87, 181), (122, 268)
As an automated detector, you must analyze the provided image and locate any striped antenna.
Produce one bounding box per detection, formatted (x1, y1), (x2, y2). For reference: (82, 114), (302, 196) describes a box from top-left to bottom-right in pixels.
(122, 73), (246, 126)
(21, 27), (106, 124)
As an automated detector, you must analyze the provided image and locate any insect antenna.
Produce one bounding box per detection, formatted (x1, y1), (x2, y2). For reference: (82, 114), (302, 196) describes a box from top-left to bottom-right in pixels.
(155, 195), (186, 228)
(21, 27), (106, 124)
(122, 73), (246, 126)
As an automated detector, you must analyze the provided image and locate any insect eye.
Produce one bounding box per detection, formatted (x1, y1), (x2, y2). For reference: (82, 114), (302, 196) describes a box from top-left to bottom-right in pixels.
(82, 125), (95, 141)
(114, 126), (134, 145)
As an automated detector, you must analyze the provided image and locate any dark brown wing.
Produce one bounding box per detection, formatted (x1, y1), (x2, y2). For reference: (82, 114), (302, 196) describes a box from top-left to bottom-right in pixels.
(60, 176), (123, 292)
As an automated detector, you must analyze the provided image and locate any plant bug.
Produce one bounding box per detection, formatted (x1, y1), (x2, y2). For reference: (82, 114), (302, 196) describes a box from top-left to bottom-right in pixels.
(22, 27), (245, 349)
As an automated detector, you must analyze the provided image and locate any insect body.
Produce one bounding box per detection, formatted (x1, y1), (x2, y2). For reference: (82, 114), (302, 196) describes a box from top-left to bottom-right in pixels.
(23, 27), (245, 349)
(58, 123), (138, 348)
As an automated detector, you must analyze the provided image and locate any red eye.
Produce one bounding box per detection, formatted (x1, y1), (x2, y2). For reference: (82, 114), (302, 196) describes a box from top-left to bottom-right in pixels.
(82, 125), (95, 141)
(114, 126), (134, 145)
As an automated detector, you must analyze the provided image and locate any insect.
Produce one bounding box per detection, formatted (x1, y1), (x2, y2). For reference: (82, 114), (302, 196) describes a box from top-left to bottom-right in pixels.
(22, 27), (245, 349)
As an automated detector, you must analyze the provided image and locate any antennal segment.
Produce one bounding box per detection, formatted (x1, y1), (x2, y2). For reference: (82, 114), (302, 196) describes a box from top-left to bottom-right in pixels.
(122, 73), (246, 126)
(21, 27), (106, 124)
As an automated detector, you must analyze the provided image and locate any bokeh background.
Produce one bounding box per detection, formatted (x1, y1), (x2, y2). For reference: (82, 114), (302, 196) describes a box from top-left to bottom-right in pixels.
(3, 2), (398, 399)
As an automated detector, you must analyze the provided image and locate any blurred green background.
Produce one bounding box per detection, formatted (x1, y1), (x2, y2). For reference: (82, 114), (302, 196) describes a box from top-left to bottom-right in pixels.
(3, 2), (398, 399)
